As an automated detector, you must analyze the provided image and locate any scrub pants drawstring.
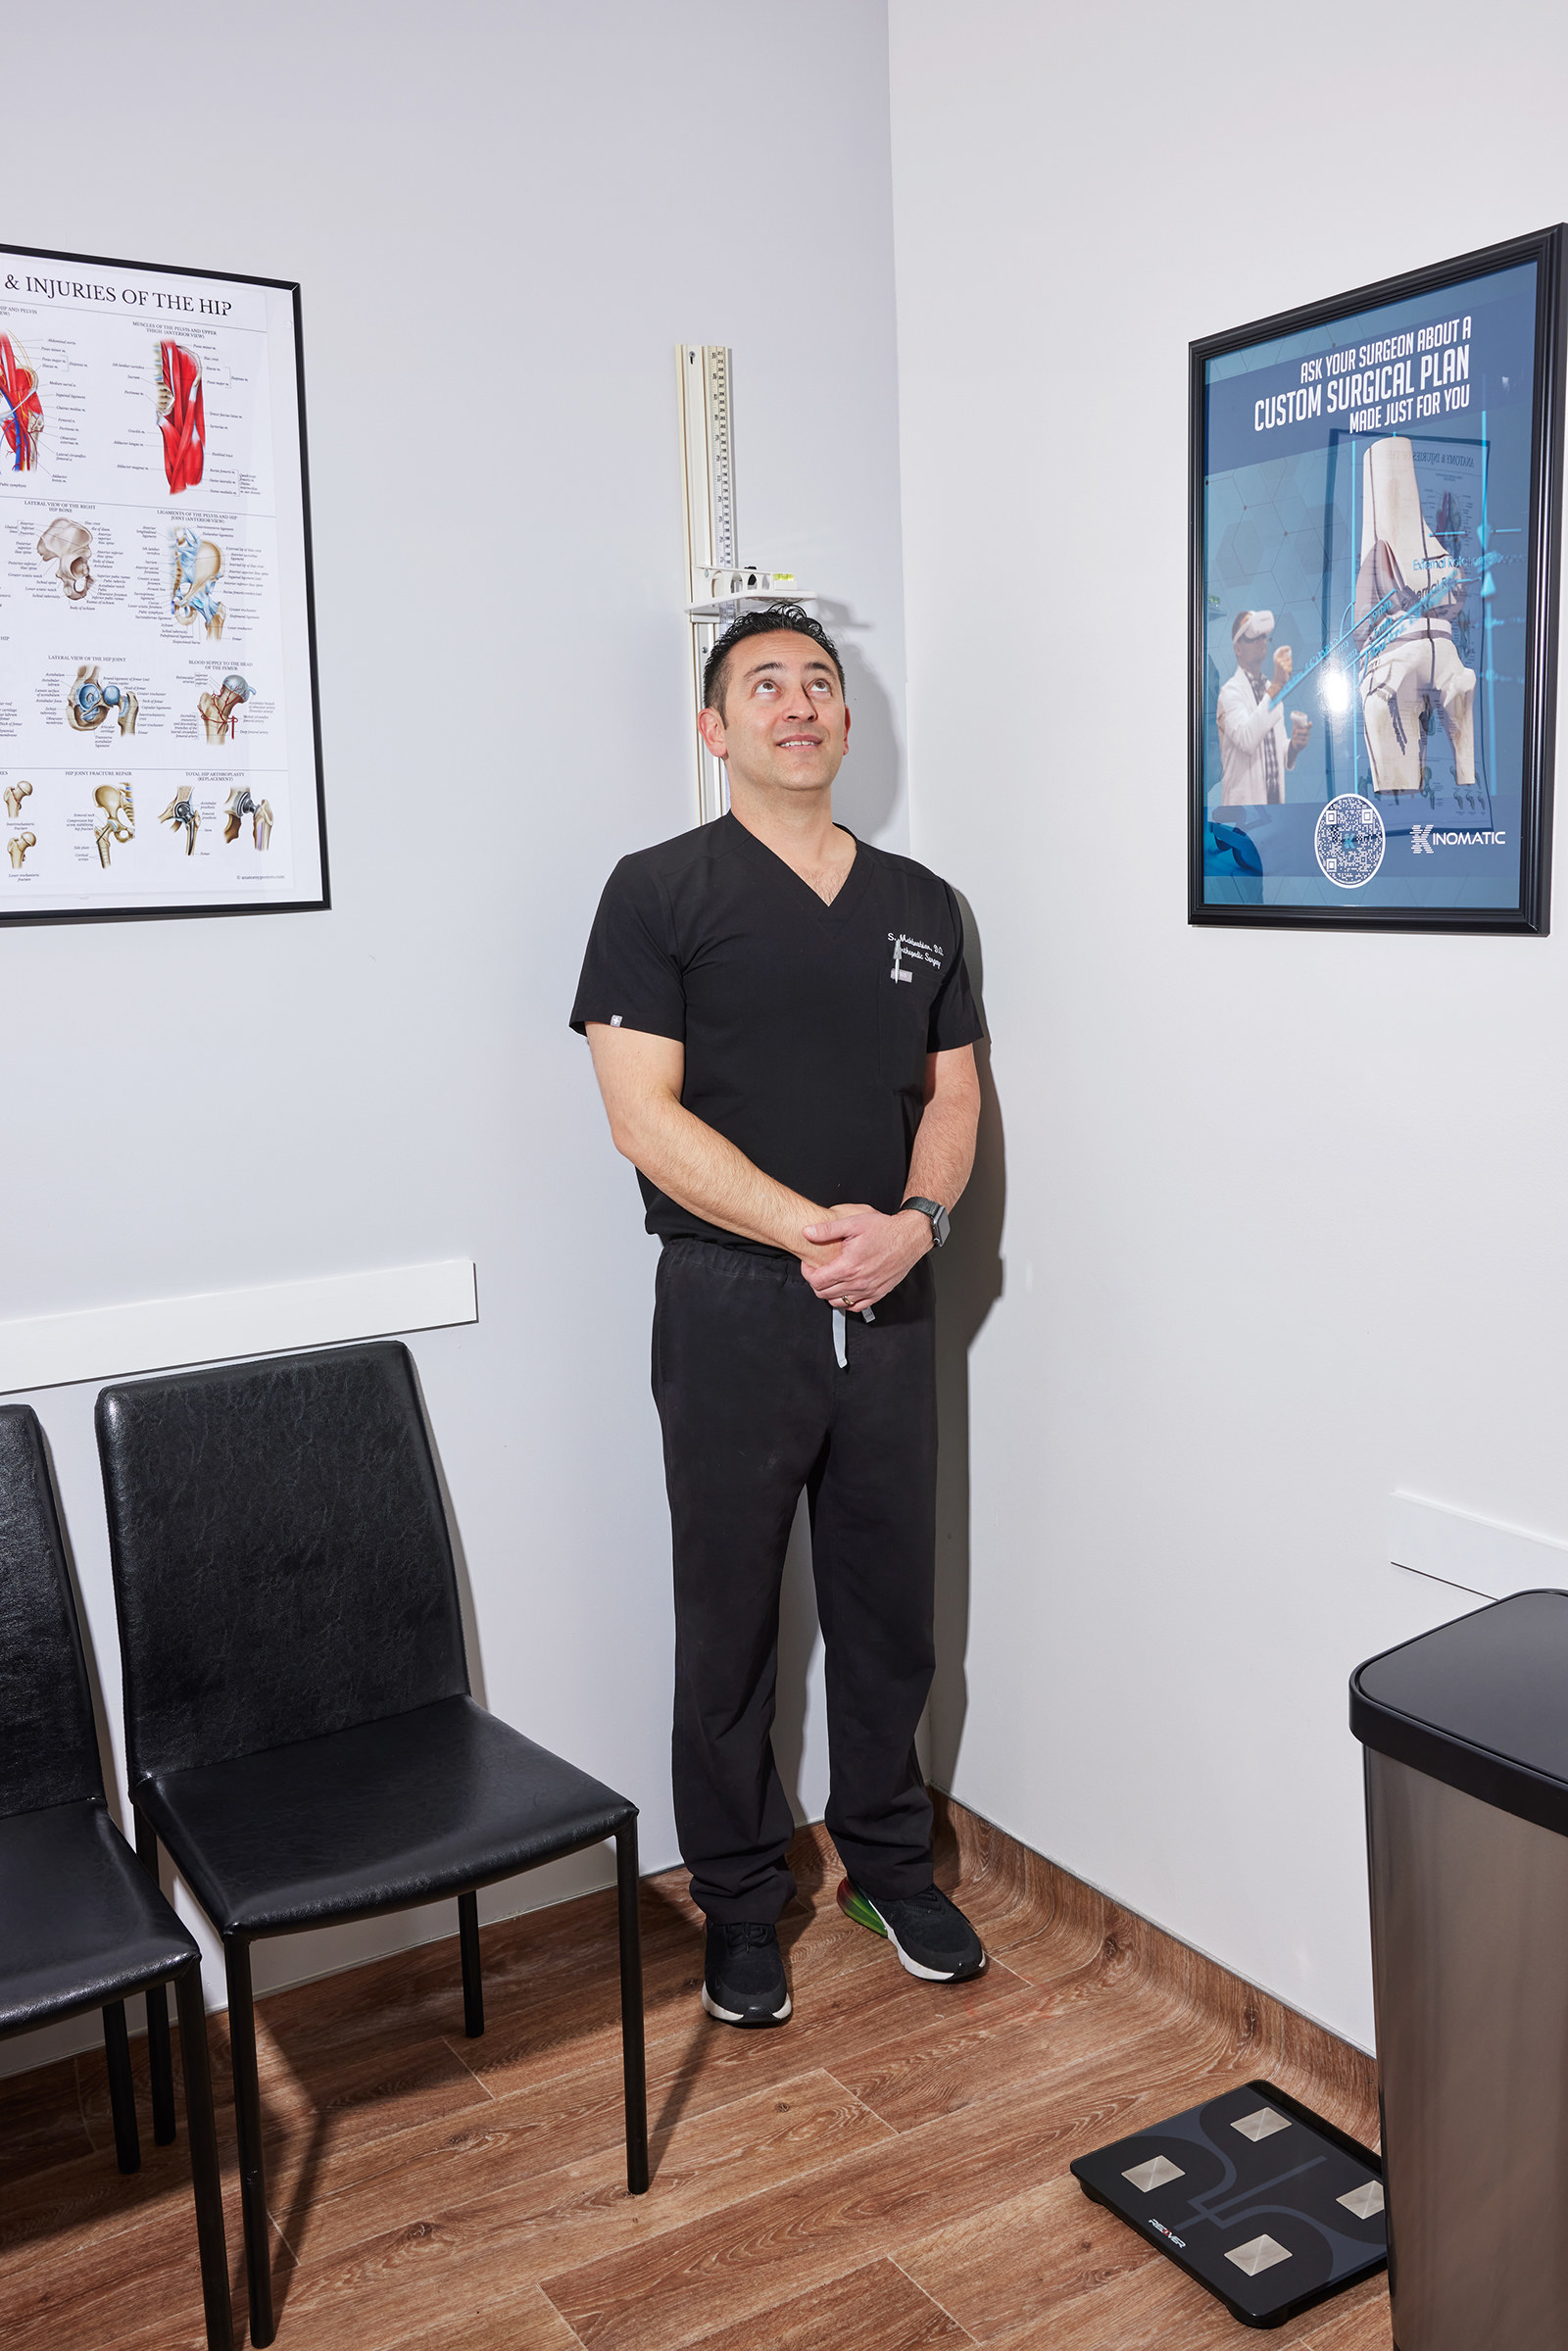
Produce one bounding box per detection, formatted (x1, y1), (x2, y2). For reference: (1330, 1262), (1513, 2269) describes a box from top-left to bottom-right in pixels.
(831, 1301), (875, 1370)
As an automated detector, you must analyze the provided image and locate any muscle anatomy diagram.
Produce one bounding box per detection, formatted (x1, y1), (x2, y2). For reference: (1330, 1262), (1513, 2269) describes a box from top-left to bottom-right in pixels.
(67, 666), (137, 735)
(37, 517), (93, 600)
(172, 528), (224, 637)
(0, 335), (42, 472)
(200, 674), (252, 742)
(4, 781), (32, 821)
(6, 832), (35, 869)
(156, 341), (205, 494)
(160, 787), (200, 855)
(223, 784), (272, 850)
(92, 783), (134, 868)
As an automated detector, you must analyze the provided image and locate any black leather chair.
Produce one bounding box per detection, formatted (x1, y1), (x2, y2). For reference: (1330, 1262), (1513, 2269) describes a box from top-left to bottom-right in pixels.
(0, 1402), (231, 2351)
(96, 1340), (647, 2349)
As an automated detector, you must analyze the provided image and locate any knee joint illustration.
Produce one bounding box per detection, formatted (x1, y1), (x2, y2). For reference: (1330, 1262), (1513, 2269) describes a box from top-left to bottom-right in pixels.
(1355, 437), (1477, 800)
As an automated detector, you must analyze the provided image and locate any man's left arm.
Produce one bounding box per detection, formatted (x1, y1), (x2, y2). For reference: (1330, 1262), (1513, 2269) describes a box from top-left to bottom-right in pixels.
(801, 1044), (981, 1307)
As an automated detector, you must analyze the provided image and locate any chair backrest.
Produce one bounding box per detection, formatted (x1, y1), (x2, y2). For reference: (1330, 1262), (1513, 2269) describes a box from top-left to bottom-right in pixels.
(0, 1403), (104, 1817)
(96, 1342), (469, 1784)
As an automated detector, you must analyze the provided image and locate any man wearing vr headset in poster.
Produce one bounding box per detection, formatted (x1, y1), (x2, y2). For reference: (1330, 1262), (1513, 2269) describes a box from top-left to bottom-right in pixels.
(1217, 609), (1313, 805)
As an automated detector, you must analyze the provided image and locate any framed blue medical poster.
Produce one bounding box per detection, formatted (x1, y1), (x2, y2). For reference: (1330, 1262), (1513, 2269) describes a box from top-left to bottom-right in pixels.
(0, 241), (327, 925)
(1190, 226), (1565, 932)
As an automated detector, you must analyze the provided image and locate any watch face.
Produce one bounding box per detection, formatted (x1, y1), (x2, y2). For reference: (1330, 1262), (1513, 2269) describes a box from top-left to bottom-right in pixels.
(933, 1207), (951, 1247)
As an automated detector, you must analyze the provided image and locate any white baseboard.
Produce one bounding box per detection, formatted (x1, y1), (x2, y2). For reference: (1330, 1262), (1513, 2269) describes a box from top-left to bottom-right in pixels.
(0, 1259), (477, 1396)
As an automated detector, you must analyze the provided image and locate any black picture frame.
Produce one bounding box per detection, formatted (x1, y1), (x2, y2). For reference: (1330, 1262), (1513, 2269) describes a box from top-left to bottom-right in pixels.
(1190, 225), (1566, 933)
(0, 240), (328, 927)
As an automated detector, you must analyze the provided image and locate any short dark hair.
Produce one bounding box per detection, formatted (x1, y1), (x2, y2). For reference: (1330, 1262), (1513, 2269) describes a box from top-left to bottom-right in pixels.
(703, 603), (845, 718)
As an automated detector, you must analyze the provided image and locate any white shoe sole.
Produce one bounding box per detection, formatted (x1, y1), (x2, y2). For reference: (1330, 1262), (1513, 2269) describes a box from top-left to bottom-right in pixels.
(888, 1927), (985, 1984)
(701, 1982), (792, 2026)
(858, 1893), (988, 1984)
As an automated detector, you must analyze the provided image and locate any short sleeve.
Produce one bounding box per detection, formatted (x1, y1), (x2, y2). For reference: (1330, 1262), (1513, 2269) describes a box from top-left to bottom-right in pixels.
(926, 885), (985, 1052)
(569, 856), (686, 1041)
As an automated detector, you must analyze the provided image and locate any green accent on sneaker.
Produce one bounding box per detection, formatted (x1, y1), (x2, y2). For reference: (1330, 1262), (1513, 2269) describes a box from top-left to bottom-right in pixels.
(836, 1878), (888, 1937)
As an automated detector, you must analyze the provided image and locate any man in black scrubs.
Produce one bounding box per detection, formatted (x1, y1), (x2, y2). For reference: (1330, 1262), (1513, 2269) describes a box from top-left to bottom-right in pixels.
(571, 605), (985, 2026)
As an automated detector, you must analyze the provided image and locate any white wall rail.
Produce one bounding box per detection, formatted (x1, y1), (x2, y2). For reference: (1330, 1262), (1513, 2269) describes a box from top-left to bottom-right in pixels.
(1389, 1492), (1568, 1603)
(0, 1260), (477, 1396)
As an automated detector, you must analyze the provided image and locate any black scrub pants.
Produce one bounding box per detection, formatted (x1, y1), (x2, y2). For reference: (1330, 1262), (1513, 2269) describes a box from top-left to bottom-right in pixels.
(652, 1237), (938, 1924)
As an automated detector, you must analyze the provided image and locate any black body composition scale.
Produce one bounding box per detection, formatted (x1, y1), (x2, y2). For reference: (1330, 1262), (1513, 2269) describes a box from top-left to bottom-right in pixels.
(1070, 2080), (1387, 2327)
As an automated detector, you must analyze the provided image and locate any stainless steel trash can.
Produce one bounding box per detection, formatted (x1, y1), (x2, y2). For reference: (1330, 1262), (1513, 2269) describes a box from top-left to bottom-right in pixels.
(1350, 1589), (1568, 2351)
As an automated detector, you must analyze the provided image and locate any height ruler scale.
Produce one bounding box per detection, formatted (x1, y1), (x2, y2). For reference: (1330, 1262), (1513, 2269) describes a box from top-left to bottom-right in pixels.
(675, 345), (813, 822)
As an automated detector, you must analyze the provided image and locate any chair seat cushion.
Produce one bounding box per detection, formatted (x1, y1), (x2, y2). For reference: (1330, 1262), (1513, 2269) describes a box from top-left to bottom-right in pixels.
(137, 1694), (636, 1938)
(0, 1800), (197, 2035)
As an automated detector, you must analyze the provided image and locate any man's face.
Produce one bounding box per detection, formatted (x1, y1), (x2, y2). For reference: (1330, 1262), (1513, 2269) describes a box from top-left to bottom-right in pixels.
(698, 630), (849, 796)
(1236, 626), (1269, 677)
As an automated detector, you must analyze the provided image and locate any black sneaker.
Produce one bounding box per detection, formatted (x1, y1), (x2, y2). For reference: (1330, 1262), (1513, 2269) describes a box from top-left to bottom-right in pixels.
(837, 1878), (987, 1982)
(701, 1921), (792, 2027)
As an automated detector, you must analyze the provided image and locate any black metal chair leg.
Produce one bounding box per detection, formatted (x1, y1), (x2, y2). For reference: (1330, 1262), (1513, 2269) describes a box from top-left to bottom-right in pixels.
(174, 1962), (234, 2351)
(224, 1937), (274, 2348)
(133, 1807), (176, 2144)
(458, 1888), (484, 2038)
(102, 1999), (141, 2175)
(615, 1822), (648, 2194)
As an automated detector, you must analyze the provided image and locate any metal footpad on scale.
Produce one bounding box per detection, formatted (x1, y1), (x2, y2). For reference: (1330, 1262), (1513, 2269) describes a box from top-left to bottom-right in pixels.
(1069, 2080), (1386, 2329)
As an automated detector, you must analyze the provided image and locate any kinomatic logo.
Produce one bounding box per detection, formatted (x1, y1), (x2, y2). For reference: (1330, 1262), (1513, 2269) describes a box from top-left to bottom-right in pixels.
(1410, 824), (1505, 854)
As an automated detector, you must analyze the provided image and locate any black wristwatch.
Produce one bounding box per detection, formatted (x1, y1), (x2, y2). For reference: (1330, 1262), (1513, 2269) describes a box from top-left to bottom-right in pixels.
(899, 1197), (950, 1249)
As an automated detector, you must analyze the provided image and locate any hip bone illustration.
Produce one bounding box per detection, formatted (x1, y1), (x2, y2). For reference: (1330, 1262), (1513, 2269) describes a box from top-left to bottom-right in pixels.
(37, 517), (93, 600)
(93, 783), (134, 868)
(172, 528), (224, 637)
(223, 784), (272, 850)
(200, 674), (251, 742)
(160, 788), (200, 856)
(67, 666), (137, 735)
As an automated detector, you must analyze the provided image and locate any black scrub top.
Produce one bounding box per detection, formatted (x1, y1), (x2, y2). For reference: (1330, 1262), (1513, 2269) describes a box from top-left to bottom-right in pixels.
(569, 812), (984, 1251)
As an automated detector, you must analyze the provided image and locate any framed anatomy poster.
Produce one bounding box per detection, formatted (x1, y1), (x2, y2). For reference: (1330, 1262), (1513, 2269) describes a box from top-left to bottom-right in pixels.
(1190, 225), (1565, 931)
(0, 243), (326, 924)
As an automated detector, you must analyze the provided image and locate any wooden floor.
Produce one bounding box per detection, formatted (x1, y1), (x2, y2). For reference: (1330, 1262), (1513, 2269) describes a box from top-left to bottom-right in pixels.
(0, 1798), (1393, 2351)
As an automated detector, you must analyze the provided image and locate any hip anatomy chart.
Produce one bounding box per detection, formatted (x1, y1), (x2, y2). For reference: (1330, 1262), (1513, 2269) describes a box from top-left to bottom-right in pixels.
(0, 245), (325, 922)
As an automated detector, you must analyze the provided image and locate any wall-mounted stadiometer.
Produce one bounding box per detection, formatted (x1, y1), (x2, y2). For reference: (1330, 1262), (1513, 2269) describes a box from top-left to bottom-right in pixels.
(676, 345), (813, 823)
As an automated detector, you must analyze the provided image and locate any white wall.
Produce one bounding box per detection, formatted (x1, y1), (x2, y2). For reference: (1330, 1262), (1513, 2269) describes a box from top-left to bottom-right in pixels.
(3, 0), (906, 2068)
(18, 0), (1557, 2085)
(890, 0), (1568, 2047)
